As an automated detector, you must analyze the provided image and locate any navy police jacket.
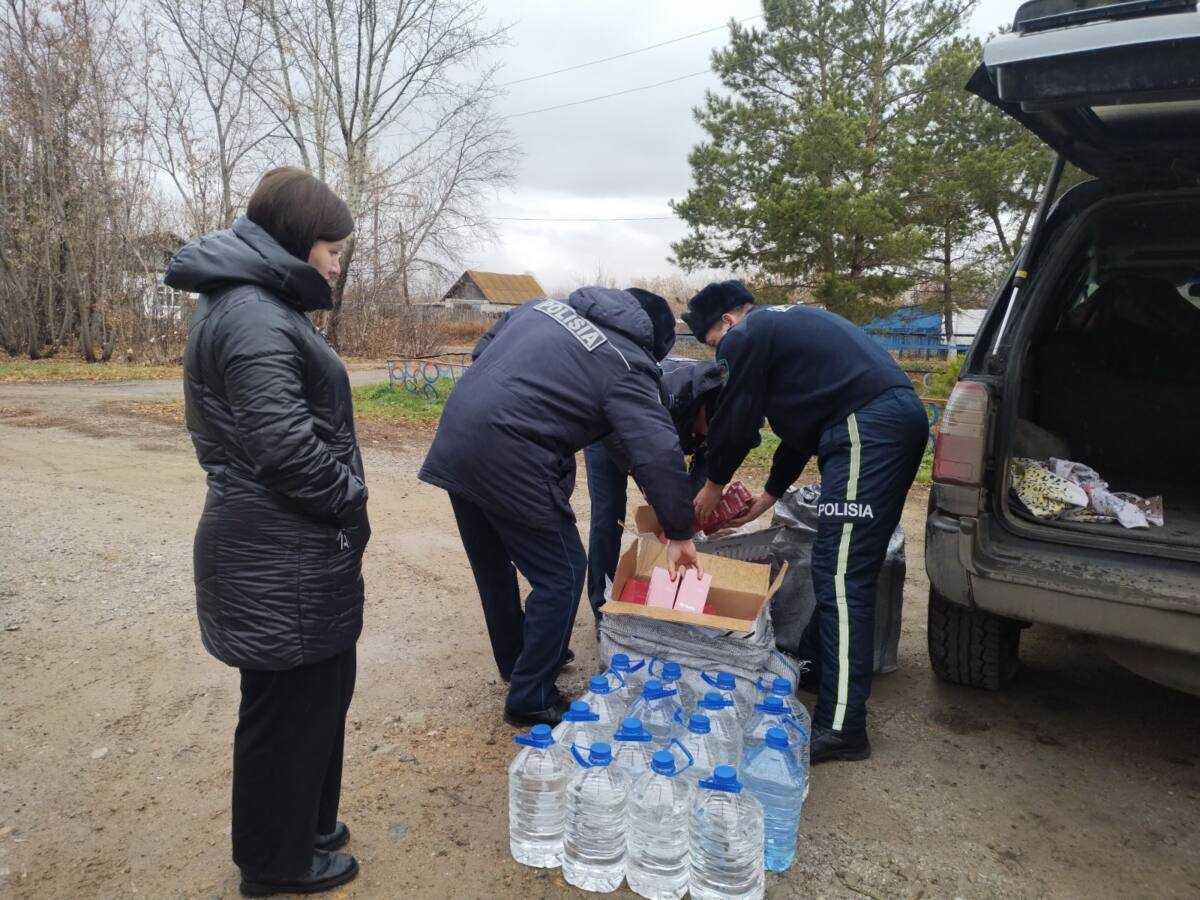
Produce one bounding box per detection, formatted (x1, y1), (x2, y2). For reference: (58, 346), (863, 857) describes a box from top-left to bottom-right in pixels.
(706, 305), (912, 497)
(419, 288), (697, 540)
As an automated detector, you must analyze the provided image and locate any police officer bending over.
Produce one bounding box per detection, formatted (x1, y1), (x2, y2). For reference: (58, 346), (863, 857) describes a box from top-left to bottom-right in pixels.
(684, 281), (928, 764)
(420, 287), (701, 727)
(584, 357), (723, 620)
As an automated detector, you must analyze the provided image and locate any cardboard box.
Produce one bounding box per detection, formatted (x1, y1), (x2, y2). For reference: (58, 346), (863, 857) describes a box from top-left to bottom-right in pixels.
(606, 506), (787, 633)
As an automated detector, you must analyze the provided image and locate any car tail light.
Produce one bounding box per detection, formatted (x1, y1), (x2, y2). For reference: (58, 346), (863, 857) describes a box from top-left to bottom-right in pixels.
(933, 381), (990, 486)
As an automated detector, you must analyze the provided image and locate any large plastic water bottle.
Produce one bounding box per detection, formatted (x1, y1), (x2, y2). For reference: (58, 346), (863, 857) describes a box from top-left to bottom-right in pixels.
(700, 671), (748, 720)
(744, 695), (805, 751)
(508, 723), (571, 868)
(667, 714), (719, 786)
(611, 717), (656, 781)
(658, 661), (697, 714)
(695, 691), (742, 767)
(563, 742), (630, 893)
(607, 653), (649, 703)
(741, 726), (805, 872)
(626, 679), (685, 743)
(580, 674), (627, 730)
(761, 677), (812, 775)
(690, 765), (764, 900)
(553, 700), (603, 754)
(626, 750), (692, 900)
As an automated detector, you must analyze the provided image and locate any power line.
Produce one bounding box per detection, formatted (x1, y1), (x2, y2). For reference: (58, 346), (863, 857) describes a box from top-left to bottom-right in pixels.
(500, 14), (764, 87)
(496, 215), (677, 222)
(503, 70), (713, 119)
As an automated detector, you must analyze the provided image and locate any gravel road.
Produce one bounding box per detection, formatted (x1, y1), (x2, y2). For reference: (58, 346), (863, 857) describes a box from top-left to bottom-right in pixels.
(0, 377), (1197, 899)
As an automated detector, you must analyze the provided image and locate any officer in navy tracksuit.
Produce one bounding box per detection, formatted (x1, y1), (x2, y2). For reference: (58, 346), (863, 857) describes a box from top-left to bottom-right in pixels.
(584, 358), (724, 619)
(420, 287), (701, 727)
(684, 281), (928, 764)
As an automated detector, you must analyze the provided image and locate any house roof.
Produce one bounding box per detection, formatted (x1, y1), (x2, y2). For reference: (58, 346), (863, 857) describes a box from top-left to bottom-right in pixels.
(450, 270), (547, 305)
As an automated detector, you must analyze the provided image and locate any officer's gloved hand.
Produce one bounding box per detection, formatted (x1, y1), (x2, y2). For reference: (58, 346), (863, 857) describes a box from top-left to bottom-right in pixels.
(667, 539), (702, 579)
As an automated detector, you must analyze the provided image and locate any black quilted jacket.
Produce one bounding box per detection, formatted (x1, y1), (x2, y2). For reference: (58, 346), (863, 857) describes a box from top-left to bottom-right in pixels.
(166, 217), (370, 670)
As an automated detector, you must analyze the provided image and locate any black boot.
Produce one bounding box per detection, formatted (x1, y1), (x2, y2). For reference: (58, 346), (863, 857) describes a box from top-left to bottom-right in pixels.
(239, 851), (359, 897)
(503, 690), (570, 728)
(314, 822), (349, 853)
(810, 724), (872, 764)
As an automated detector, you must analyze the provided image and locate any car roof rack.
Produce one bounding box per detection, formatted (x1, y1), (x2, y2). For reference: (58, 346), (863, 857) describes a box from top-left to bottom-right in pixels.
(1013, 0), (1196, 33)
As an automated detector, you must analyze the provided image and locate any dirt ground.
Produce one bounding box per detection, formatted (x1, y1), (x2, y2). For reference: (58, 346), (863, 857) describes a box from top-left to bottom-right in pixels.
(1, 376), (1198, 900)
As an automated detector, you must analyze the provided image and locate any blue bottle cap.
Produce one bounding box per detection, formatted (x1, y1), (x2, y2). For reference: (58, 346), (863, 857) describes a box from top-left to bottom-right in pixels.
(698, 691), (733, 711)
(716, 672), (736, 690)
(699, 764), (743, 793)
(588, 742), (613, 766)
(771, 676), (793, 695)
(611, 653), (630, 668)
(661, 661), (682, 681)
(640, 679), (676, 701)
(512, 722), (555, 749)
(650, 749), (676, 776)
(688, 713), (711, 734)
(563, 700), (600, 722)
(588, 674), (611, 694)
(754, 695), (787, 715)
(765, 726), (789, 750)
(613, 717), (652, 742)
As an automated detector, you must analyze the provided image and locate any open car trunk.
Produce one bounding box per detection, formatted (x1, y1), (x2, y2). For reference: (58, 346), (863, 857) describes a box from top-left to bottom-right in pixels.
(1007, 194), (1200, 551)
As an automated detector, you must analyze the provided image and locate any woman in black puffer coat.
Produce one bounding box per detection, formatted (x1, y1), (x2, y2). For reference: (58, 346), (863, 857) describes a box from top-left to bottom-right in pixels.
(165, 167), (368, 897)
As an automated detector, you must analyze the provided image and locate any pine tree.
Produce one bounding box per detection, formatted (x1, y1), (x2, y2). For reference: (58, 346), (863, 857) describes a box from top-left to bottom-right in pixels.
(671, 0), (972, 322)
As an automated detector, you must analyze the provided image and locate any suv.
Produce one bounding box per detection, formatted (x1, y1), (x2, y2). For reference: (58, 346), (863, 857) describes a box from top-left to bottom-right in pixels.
(926, 0), (1200, 695)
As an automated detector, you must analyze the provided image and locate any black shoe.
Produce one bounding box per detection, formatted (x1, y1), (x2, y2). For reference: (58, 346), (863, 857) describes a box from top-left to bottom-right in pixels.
(810, 724), (872, 764)
(500, 650), (575, 684)
(503, 691), (570, 728)
(239, 851), (359, 897)
(315, 821), (349, 852)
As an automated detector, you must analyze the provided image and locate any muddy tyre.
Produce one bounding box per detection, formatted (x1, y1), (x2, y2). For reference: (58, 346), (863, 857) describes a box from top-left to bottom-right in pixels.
(928, 589), (1020, 690)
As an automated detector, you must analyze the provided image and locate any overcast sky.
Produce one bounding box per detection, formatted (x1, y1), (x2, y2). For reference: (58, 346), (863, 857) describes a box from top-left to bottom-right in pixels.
(469, 0), (1018, 291)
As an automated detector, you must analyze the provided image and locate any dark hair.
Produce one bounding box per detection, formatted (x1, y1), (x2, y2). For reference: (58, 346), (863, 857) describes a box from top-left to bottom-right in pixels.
(246, 167), (354, 262)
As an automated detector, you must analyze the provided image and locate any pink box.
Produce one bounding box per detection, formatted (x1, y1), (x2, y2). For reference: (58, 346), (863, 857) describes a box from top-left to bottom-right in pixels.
(672, 569), (713, 613)
(646, 566), (679, 609)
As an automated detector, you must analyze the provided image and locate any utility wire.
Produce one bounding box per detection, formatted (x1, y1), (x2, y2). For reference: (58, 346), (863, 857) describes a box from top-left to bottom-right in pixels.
(495, 215), (676, 222)
(500, 14), (763, 87)
(503, 70), (713, 119)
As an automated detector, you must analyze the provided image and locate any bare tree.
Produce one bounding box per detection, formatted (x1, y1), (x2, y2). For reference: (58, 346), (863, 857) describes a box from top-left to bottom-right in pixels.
(148, 0), (277, 232)
(249, 0), (511, 346)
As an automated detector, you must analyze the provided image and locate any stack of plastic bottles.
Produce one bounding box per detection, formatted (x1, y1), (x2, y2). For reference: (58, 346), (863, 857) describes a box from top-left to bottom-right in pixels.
(506, 659), (812, 895)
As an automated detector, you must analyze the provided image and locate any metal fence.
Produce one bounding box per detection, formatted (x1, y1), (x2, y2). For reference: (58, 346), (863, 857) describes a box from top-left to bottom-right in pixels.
(385, 354), (472, 399)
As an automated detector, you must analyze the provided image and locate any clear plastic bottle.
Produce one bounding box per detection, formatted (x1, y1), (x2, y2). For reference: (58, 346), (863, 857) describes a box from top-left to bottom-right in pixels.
(611, 717), (656, 781)
(507, 723), (572, 868)
(744, 695), (805, 753)
(741, 726), (805, 872)
(606, 652), (649, 703)
(580, 674), (628, 730)
(762, 677), (811, 777)
(700, 670), (748, 721)
(666, 713), (721, 786)
(553, 700), (603, 755)
(563, 742), (631, 893)
(695, 691), (742, 769)
(626, 750), (692, 900)
(626, 679), (685, 743)
(657, 661), (697, 714)
(689, 765), (764, 900)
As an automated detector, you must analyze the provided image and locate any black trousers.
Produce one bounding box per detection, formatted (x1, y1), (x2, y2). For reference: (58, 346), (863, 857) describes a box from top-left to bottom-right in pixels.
(448, 493), (586, 714)
(232, 646), (357, 878)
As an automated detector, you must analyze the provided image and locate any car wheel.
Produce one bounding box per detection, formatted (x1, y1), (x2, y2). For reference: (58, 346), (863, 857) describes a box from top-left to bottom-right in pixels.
(927, 589), (1020, 690)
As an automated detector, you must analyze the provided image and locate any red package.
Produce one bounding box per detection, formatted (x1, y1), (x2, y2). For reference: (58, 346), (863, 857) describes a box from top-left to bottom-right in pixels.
(619, 577), (649, 605)
(698, 481), (754, 534)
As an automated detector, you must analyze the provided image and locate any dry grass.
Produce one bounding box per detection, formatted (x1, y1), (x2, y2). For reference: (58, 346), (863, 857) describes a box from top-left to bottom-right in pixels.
(438, 318), (489, 345)
(0, 359), (180, 383)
